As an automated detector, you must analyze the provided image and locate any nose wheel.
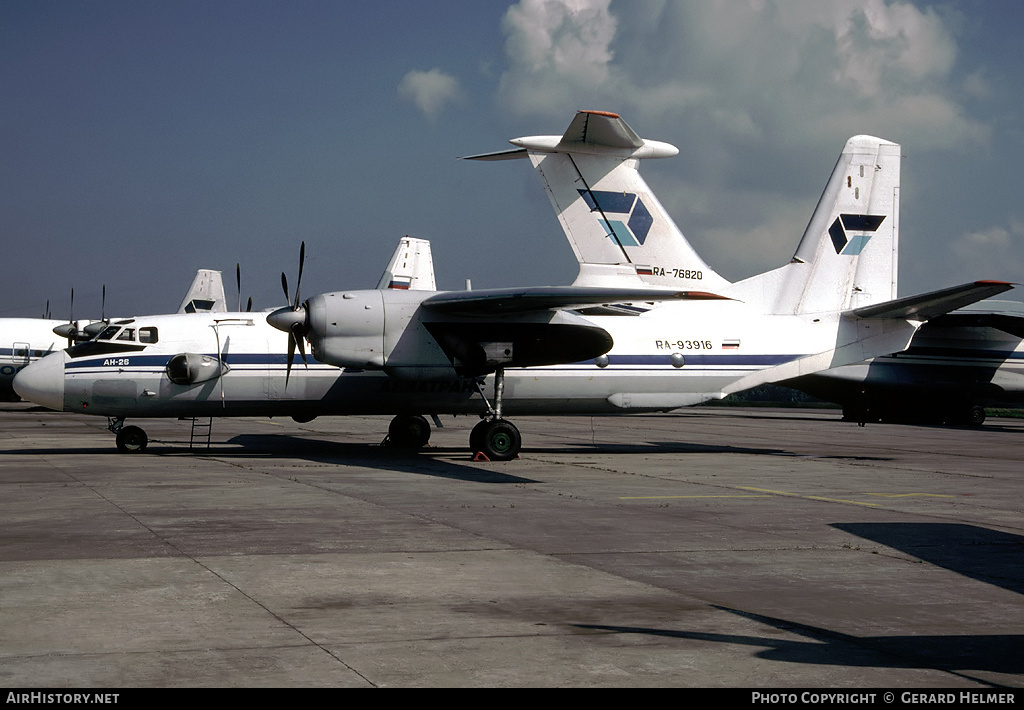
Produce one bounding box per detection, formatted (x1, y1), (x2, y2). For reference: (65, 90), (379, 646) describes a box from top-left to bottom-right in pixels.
(385, 414), (432, 448)
(470, 368), (521, 461)
(109, 418), (148, 453)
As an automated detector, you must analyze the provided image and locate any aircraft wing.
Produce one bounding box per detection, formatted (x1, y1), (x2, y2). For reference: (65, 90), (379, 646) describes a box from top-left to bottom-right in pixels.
(420, 286), (728, 316)
(417, 287), (725, 376)
(930, 312), (1024, 338)
(847, 281), (1015, 321)
(927, 299), (1024, 338)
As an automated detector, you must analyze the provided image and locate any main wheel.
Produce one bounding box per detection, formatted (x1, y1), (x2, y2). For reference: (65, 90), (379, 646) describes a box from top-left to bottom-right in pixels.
(472, 419), (521, 461)
(965, 405), (986, 426)
(387, 414), (431, 448)
(116, 425), (148, 453)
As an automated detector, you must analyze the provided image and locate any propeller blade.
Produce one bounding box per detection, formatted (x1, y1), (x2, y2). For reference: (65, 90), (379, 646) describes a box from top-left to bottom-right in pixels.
(291, 322), (308, 368)
(285, 332), (296, 386)
(246, 296), (252, 312)
(101, 285), (106, 322)
(293, 241), (305, 309)
(67, 288), (75, 347)
(236, 263), (242, 312)
(276, 241), (309, 387)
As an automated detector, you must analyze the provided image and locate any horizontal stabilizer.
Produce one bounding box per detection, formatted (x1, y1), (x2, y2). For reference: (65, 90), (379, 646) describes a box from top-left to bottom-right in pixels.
(421, 286), (729, 316)
(849, 281), (1015, 321)
(463, 110), (677, 161)
(460, 147), (529, 161)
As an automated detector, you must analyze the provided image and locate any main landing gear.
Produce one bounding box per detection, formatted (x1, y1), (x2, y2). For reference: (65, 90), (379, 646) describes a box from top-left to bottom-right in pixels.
(384, 368), (522, 461)
(470, 368), (521, 461)
(109, 417), (148, 453)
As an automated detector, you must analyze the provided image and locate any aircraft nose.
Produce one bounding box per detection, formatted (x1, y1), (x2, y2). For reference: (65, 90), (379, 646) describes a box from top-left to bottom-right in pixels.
(13, 351), (66, 411)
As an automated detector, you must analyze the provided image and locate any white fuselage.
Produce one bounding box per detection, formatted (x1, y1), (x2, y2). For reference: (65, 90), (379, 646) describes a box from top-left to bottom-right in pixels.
(15, 301), (866, 420)
(0, 318), (71, 399)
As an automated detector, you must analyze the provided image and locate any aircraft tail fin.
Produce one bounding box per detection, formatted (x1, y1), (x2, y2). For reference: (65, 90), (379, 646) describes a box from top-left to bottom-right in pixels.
(177, 269), (228, 314)
(728, 135), (901, 315)
(377, 236), (436, 291)
(464, 110), (730, 292)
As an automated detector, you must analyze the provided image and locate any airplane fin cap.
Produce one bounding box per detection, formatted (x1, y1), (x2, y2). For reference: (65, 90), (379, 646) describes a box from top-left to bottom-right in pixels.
(461, 111), (678, 160)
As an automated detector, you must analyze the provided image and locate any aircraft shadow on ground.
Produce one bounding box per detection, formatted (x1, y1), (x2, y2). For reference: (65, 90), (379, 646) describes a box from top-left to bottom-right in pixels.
(569, 524), (1024, 681)
(222, 435), (824, 465)
(575, 604), (1024, 679)
(833, 522), (1024, 596)
(219, 433), (540, 484)
(688, 408), (1024, 433)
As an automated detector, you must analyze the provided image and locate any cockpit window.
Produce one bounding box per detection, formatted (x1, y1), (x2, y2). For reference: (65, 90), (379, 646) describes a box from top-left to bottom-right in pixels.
(116, 328), (136, 342)
(98, 325), (121, 340)
(139, 327), (158, 344)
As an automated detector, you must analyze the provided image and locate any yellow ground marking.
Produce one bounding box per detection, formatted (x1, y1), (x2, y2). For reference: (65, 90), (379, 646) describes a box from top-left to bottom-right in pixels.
(620, 488), (953, 506)
(619, 494), (772, 500)
(736, 486), (883, 507)
(862, 493), (954, 498)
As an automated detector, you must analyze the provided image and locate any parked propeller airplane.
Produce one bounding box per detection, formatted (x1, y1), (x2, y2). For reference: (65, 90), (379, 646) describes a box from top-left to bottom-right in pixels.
(786, 298), (1024, 425)
(1, 269), (228, 401)
(468, 110), (1021, 427)
(13, 112), (1012, 459)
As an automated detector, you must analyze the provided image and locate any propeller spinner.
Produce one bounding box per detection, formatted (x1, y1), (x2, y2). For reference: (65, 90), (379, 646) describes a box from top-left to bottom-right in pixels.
(267, 242), (310, 384)
(52, 287), (79, 346)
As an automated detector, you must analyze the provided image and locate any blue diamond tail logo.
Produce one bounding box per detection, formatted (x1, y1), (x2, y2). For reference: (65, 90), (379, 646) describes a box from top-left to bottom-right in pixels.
(829, 214), (886, 255)
(579, 190), (654, 246)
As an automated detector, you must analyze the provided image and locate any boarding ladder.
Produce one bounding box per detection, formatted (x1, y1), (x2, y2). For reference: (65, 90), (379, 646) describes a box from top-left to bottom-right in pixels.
(189, 417), (213, 449)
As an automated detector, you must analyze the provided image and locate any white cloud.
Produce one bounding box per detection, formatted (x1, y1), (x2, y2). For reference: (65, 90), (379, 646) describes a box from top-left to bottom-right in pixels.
(498, 0), (617, 114)
(949, 221), (1024, 282)
(497, 0), (986, 146)
(398, 68), (462, 119)
(494, 0), (999, 284)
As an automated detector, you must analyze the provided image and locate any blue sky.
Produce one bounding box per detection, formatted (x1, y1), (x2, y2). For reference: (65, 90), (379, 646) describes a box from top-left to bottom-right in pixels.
(2, 0), (1023, 318)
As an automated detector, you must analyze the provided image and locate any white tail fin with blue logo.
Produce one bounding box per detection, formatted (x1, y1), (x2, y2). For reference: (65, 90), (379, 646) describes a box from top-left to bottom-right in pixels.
(466, 112), (900, 318)
(729, 134), (901, 315)
(464, 110), (730, 293)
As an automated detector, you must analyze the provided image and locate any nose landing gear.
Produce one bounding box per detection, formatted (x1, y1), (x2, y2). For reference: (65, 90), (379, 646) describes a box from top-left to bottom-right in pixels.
(109, 417), (148, 453)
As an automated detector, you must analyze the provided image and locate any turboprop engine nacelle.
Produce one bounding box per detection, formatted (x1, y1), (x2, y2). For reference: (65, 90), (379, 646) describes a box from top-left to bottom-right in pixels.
(298, 289), (469, 377)
(305, 290), (388, 369)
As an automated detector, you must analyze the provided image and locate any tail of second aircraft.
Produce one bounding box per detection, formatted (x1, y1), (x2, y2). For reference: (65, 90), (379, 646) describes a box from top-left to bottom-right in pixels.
(464, 111), (731, 293)
(466, 111), (901, 317)
(377, 236), (436, 291)
(177, 269), (228, 314)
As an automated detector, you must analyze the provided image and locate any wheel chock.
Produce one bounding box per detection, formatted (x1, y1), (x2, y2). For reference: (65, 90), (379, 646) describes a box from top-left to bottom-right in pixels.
(471, 451), (520, 462)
